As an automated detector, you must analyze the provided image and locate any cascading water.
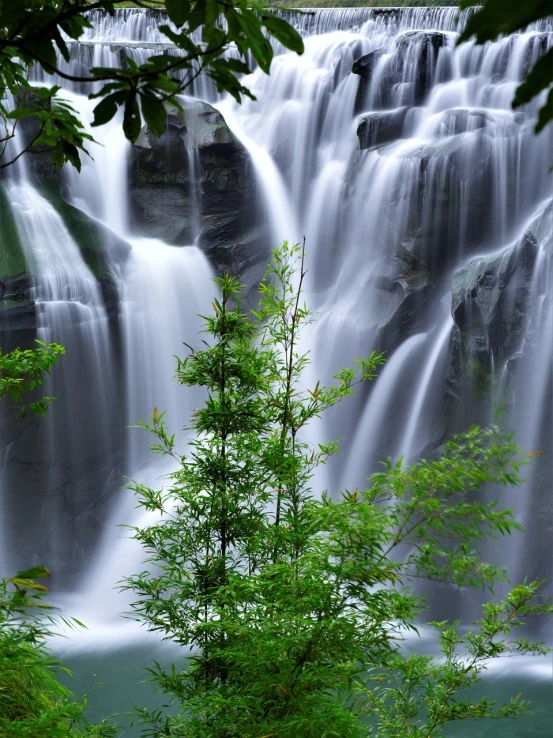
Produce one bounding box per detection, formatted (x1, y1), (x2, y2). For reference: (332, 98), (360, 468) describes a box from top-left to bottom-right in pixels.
(39, 91), (215, 630)
(217, 11), (553, 591)
(1, 41), (216, 602)
(0, 126), (119, 579)
(1, 7), (553, 660)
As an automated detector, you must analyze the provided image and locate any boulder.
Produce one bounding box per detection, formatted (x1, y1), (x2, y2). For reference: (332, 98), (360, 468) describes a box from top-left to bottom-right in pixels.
(38, 182), (131, 283)
(0, 181), (130, 323)
(372, 113), (532, 275)
(129, 98), (266, 281)
(450, 231), (538, 359)
(0, 188), (28, 280)
(352, 48), (383, 81)
(0, 300), (36, 333)
(395, 30), (448, 56)
(444, 228), (539, 427)
(357, 107), (407, 149)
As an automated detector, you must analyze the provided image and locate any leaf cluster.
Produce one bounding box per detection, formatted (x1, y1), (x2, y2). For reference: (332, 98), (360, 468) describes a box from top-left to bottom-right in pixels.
(0, 566), (117, 737)
(0, 339), (65, 416)
(459, 0), (553, 132)
(125, 244), (551, 738)
(0, 0), (304, 169)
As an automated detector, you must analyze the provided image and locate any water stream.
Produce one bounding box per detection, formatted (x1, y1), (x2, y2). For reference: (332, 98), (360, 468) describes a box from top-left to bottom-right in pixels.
(1, 6), (553, 663)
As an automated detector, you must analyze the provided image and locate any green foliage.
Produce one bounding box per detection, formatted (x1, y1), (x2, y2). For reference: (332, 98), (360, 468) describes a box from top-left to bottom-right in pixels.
(0, 566), (117, 738)
(126, 244), (551, 738)
(0, 339), (65, 416)
(0, 0), (304, 169)
(459, 0), (553, 132)
(0, 325), (111, 735)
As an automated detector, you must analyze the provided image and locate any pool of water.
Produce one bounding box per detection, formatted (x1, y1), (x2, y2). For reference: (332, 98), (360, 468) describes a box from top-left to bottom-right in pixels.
(59, 643), (552, 737)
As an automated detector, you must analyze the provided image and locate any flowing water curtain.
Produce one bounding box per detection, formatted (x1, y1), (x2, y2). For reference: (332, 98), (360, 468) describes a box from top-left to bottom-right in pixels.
(1, 5), (553, 628)
(218, 6), (553, 599)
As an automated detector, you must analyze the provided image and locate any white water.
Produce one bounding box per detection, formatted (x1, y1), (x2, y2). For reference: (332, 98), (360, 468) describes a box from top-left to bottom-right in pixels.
(56, 99), (215, 635)
(2, 83), (215, 631)
(2, 7), (553, 643)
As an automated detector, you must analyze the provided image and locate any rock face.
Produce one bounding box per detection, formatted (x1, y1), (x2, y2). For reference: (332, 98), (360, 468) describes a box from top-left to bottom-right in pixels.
(0, 99), (266, 585)
(445, 228), (539, 427)
(357, 107), (407, 149)
(130, 98), (267, 282)
(374, 234), (435, 347)
(370, 108), (535, 281)
(0, 183), (131, 326)
(352, 49), (382, 81)
(353, 31), (449, 110)
(12, 93), (266, 286)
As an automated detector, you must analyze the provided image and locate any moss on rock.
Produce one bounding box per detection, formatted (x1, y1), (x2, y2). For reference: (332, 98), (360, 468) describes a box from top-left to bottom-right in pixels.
(37, 181), (131, 281)
(0, 188), (28, 279)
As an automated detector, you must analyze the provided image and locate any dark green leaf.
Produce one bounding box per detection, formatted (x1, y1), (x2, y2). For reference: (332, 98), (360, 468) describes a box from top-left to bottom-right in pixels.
(140, 94), (167, 137)
(262, 13), (304, 55)
(513, 48), (553, 107)
(458, 0), (551, 44)
(123, 94), (141, 143)
(15, 566), (51, 580)
(165, 0), (189, 28)
(91, 90), (128, 127)
(236, 10), (273, 75)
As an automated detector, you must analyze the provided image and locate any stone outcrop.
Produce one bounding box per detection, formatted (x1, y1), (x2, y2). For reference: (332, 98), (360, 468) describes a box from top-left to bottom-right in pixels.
(444, 224), (541, 427)
(352, 31), (449, 110)
(373, 234), (435, 346)
(130, 98), (268, 283)
(352, 48), (382, 82)
(357, 107), (407, 149)
(0, 183), (130, 326)
(10, 93), (265, 286)
(371, 109), (534, 279)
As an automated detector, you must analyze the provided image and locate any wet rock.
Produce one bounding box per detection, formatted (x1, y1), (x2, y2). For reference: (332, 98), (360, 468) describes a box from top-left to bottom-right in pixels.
(0, 300), (36, 332)
(352, 31), (449, 110)
(0, 188), (28, 280)
(0, 274), (33, 302)
(38, 182), (131, 282)
(0, 181), (129, 324)
(130, 98), (266, 280)
(357, 107), (407, 149)
(451, 232), (538, 356)
(373, 117), (534, 275)
(395, 30), (448, 56)
(362, 237), (435, 346)
(444, 229), (539, 426)
(352, 48), (383, 81)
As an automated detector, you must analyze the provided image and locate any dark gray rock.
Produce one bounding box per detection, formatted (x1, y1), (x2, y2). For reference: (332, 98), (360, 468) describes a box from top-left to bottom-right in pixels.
(38, 182), (131, 283)
(373, 112), (531, 276)
(357, 107), (407, 149)
(450, 231), (538, 359)
(395, 30), (448, 56)
(444, 229), (539, 428)
(0, 300), (36, 332)
(352, 48), (383, 81)
(129, 98), (266, 282)
(352, 31), (449, 110)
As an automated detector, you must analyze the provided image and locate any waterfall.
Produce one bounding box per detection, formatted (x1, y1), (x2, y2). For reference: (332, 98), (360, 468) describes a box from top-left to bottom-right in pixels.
(1, 7), (553, 638)
(0, 127), (117, 579)
(1, 38), (216, 598)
